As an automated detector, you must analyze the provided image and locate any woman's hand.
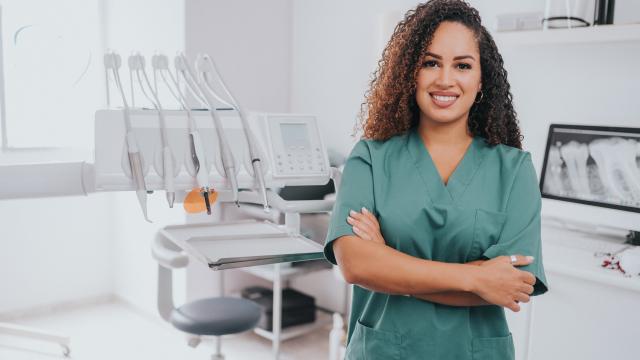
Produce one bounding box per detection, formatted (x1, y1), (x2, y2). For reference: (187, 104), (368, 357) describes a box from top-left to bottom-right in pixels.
(472, 255), (537, 312)
(347, 207), (386, 245)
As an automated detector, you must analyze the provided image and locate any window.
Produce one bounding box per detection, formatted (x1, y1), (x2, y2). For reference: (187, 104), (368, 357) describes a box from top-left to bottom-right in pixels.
(0, 0), (103, 149)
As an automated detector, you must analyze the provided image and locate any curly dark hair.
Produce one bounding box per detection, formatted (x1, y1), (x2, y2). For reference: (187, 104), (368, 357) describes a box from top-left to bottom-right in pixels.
(357, 0), (523, 149)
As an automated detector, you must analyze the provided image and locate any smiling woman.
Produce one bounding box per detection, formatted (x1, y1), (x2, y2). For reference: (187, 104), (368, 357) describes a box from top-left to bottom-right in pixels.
(416, 22), (481, 125)
(358, 0), (521, 149)
(325, 1), (548, 360)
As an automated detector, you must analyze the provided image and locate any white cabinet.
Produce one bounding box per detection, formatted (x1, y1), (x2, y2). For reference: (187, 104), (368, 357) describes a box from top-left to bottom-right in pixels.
(506, 222), (640, 360)
(530, 271), (639, 360)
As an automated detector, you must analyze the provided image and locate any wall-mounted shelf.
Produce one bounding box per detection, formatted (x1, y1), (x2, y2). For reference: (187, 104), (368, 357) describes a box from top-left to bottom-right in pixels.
(493, 23), (640, 47)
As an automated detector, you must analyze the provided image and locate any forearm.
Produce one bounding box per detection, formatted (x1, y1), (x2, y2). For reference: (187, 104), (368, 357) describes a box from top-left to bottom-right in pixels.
(333, 235), (476, 295)
(412, 260), (489, 307)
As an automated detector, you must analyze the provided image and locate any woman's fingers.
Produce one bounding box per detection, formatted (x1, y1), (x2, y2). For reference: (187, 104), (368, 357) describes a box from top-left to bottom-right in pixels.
(350, 209), (378, 230)
(520, 271), (537, 286)
(519, 283), (535, 295)
(514, 292), (530, 303)
(502, 254), (535, 267)
(348, 209), (385, 245)
(348, 212), (376, 235)
(476, 257), (537, 312)
(352, 225), (371, 241)
(361, 207), (380, 229)
(507, 301), (521, 313)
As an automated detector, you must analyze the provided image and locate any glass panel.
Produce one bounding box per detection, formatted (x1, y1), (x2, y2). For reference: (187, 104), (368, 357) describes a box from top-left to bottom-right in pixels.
(0, 0), (102, 148)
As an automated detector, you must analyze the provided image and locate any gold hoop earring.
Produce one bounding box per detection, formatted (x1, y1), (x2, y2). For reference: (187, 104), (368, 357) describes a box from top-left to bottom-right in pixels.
(474, 90), (484, 104)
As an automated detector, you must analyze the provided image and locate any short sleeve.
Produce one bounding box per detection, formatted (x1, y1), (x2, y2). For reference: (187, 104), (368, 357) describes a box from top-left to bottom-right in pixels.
(323, 140), (376, 265)
(482, 153), (549, 296)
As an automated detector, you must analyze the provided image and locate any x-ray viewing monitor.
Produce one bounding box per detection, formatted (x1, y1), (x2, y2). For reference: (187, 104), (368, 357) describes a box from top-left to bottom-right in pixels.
(539, 124), (640, 232)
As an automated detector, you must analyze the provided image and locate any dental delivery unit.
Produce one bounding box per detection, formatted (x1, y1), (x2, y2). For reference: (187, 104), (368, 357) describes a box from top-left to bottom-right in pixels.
(0, 51), (340, 270)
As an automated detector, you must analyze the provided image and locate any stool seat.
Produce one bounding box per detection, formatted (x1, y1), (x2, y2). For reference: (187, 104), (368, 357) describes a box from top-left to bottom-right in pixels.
(170, 297), (262, 336)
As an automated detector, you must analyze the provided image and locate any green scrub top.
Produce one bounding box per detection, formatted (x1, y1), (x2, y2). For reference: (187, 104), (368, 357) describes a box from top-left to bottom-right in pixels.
(324, 128), (548, 360)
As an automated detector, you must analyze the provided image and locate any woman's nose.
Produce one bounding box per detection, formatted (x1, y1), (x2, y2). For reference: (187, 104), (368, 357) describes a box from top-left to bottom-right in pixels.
(435, 66), (454, 87)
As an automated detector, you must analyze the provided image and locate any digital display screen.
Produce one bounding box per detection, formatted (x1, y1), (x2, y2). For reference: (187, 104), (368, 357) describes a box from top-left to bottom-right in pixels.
(540, 125), (640, 213)
(280, 123), (310, 149)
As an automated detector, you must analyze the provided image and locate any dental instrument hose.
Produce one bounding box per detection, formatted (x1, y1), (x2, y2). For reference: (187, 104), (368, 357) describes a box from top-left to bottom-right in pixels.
(200, 54), (270, 212)
(131, 54), (176, 208)
(104, 52), (151, 222)
(197, 83), (240, 206)
(154, 54), (213, 215)
(181, 54), (240, 206)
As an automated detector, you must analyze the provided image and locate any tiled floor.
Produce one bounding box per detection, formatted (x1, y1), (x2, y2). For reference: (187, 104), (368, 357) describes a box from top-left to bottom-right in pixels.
(0, 301), (331, 360)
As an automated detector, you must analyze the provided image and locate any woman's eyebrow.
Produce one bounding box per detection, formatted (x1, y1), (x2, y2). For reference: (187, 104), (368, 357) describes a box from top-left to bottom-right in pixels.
(425, 51), (476, 61)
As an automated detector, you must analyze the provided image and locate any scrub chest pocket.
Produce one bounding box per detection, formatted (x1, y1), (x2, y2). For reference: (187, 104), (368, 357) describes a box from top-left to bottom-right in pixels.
(469, 208), (508, 261)
(386, 203), (507, 263)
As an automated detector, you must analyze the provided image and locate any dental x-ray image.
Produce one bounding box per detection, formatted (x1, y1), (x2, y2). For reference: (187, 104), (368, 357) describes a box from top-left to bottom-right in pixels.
(540, 125), (640, 213)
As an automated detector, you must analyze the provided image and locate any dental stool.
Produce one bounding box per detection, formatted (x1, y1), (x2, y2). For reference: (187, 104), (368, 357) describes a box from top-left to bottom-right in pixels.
(152, 233), (262, 360)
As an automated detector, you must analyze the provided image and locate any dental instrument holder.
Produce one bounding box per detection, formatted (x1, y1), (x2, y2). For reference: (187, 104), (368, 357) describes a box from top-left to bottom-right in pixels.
(104, 51), (151, 222)
(196, 54), (271, 213)
(152, 53), (213, 214)
(94, 109), (335, 269)
(128, 53), (176, 208)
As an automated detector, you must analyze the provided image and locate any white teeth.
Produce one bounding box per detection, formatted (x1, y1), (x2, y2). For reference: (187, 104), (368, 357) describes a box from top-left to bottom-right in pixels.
(432, 95), (457, 102)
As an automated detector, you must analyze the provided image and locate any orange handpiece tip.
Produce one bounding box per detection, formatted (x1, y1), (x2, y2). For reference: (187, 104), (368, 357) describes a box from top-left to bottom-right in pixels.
(183, 189), (218, 214)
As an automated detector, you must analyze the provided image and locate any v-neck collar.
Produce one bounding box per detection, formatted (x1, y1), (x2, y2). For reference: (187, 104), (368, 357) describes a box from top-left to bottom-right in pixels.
(406, 128), (487, 205)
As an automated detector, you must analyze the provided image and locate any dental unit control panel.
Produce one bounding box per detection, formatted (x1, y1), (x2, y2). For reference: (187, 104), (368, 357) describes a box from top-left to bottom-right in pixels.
(270, 119), (327, 177)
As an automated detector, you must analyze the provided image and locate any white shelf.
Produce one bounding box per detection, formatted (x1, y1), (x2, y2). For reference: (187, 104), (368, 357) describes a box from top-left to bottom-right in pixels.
(241, 260), (331, 282)
(542, 222), (640, 293)
(253, 310), (332, 341)
(493, 23), (640, 47)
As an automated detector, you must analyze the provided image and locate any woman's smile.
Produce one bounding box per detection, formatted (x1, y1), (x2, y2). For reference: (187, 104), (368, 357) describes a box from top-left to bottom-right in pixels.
(429, 91), (460, 108)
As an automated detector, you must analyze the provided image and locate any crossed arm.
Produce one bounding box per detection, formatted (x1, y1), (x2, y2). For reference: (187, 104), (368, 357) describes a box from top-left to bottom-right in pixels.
(413, 260), (490, 306)
(342, 207), (491, 307)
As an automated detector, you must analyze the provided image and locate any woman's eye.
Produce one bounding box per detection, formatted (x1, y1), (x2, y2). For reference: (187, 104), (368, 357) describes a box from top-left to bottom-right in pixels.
(423, 60), (438, 68)
(457, 63), (472, 70)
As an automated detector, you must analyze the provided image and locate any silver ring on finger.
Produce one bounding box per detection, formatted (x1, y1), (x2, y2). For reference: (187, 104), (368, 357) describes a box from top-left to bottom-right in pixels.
(510, 255), (517, 264)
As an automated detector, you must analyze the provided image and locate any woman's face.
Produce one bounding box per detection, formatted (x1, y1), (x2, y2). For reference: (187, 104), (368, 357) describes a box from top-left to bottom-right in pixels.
(415, 21), (482, 127)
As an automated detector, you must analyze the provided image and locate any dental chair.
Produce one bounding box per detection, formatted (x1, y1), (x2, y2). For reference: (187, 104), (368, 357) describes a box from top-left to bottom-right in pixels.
(152, 233), (262, 360)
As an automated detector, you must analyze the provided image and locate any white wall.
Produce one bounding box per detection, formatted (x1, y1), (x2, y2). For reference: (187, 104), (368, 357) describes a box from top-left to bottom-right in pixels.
(0, 0), (111, 316)
(498, 40), (640, 172)
(0, 194), (114, 317)
(185, 0), (292, 113)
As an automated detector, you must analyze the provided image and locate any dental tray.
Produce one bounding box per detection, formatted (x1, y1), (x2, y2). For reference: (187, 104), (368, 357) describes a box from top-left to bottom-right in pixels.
(160, 220), (325, 270)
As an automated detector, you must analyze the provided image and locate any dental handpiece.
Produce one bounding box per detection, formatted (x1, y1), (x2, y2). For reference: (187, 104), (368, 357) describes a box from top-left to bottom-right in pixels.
(154, 54), (213, 215)
(203, 92), (240, 206)
(179, 54), (240, 206)
(129, 53), (176, 208)
(199, 54), (270, 212)
(104, 52), (151, 222)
